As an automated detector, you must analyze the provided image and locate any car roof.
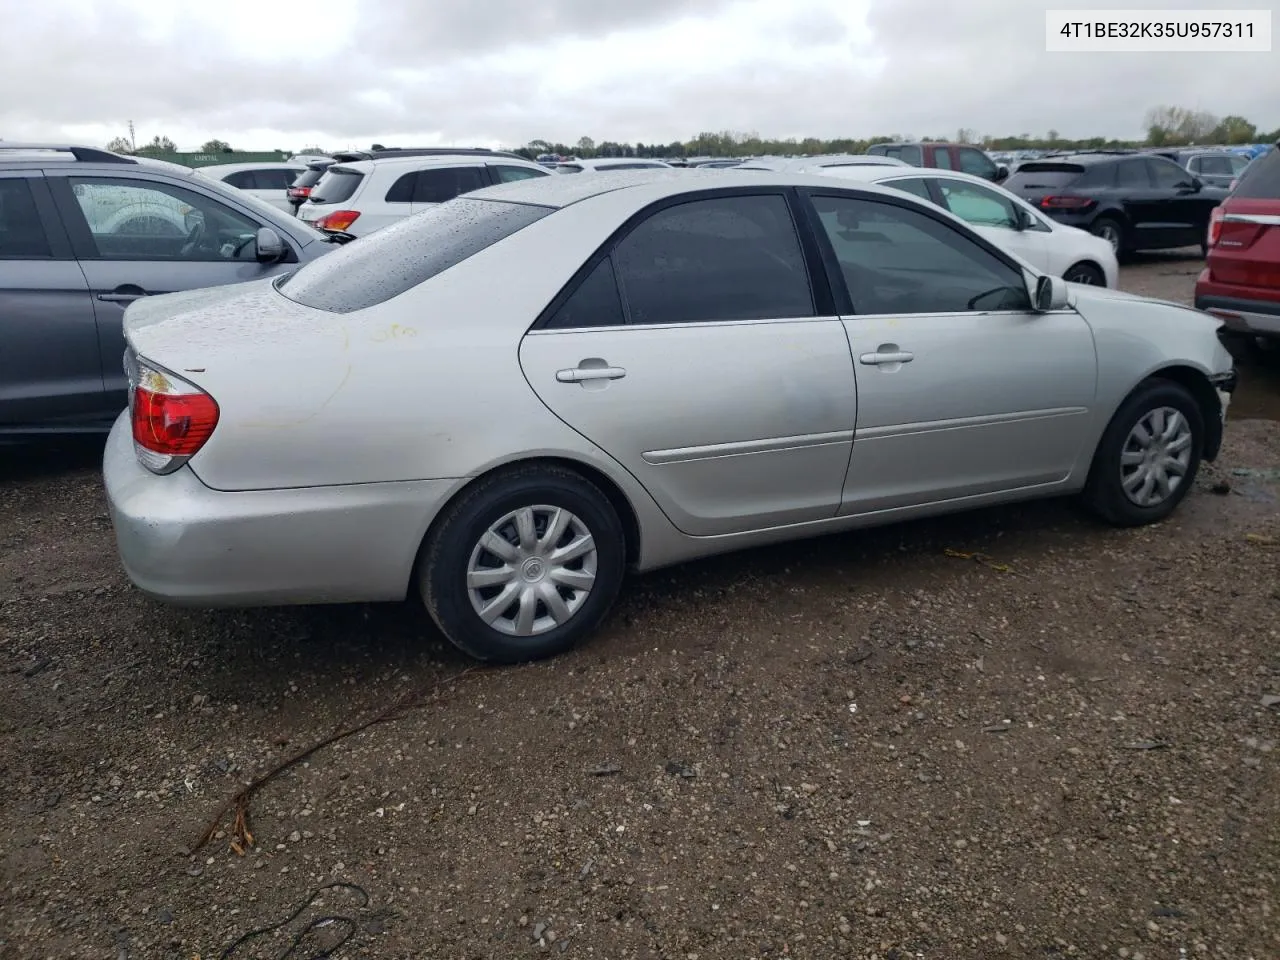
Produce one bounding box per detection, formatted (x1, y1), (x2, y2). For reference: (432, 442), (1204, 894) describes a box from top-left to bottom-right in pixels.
(808, 165), (996, 188)
(467, 167), (924, 210)
(337, 154), (544, 173)
(567, 158), (672, 168)
(195, 161), (306, 175)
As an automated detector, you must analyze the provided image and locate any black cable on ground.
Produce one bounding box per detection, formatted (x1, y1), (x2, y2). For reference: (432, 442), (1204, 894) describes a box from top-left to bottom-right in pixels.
(217, 882), (369, 960)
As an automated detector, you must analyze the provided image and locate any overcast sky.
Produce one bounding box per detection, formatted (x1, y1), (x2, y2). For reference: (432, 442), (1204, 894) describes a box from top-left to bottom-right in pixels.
(3, 0), (1277, 150)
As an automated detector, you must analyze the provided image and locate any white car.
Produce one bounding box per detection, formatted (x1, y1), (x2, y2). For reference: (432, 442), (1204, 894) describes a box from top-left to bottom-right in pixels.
(299, 153), (551, 236)
(555, 158), (673, 174)
(196, 162), (307, 213)
(810, 165), (1119, 287)
(736, 155), (910, 172)
(105, 169), (1235, 664)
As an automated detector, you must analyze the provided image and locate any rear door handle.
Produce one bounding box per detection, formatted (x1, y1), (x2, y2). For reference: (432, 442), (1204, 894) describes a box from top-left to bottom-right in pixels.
(859, 351), (914, 365)
(556, 366), (627, 383)
(97, 286), (149, 304)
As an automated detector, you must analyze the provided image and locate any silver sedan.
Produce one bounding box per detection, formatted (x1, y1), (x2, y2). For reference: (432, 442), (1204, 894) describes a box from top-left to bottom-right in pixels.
(104, 169), (1237, 663)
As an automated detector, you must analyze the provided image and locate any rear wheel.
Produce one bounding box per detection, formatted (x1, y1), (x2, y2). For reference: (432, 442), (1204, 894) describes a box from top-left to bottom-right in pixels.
(1063, 261), (1105, 285)
(1081, 380), (1204, 527)
(419, 465), (626, 663)
(1090, 216), (1125, 255)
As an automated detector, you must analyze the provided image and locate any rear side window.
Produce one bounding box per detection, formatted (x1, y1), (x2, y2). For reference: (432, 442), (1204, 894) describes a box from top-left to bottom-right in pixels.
(277, 197), (552, 314)
(492, 165), (549, 183)
(1073, 164), (1116, 188)
(413, 167), (487, 204)
(1003, 164), (1084, 191)
(545, 256), (626, 329)
(385, 172), (417, 203)
(309, 167), (364, 204)
(1232, 147), (1280, 199)
(612, 194), (814, 325)
(223, 170), (256, 189)
(251, 169), (299, 190)
(0, 179), (52, 257)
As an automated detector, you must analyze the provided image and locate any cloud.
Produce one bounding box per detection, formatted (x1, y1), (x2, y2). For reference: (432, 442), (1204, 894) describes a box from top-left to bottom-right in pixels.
(1, 0), (1276, 150)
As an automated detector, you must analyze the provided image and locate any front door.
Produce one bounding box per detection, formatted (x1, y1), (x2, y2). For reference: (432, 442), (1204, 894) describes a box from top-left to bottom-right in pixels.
(0, 173), (104, 432)
(49, 174), (289, 410)
(519, 191), (857, 537)
(802, 190), (1097, 514)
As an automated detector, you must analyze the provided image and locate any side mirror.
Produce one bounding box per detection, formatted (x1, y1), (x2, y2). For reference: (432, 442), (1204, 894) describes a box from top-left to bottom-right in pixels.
(995, 165), (1009, 181)
(255, 226), (285, 263)
(1034, 274), (1070, 311)
(1013, 208), (1032, 231)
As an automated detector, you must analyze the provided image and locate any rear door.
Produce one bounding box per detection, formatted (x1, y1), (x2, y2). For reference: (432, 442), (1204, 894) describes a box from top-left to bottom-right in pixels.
(1113, 158), (1167, 246)
(1212, 147), (1280, 296)
(48, 172), (297, 410)
(519, 190), (857, 536)
(0, 172), (105, 431)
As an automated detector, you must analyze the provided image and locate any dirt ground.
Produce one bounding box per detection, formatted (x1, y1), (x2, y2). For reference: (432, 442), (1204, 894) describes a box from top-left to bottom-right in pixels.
(3, 252), (1279, 960)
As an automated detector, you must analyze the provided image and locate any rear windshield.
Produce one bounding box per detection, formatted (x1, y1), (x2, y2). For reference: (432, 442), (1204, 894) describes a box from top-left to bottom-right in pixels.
(292, 167), (330, 189)
(1003, 163), (1084, 191)
(308, 167), (364, 204)
(277, 197), (552, 314)
(1232, 146), (1280, 199)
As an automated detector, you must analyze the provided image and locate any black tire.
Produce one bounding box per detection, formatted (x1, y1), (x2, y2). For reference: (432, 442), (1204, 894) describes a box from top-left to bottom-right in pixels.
(419, 464), (626, 664)
(1089, 216), (1125, 256)
(1081, 379), (1205, 527)
(1062, 261), (1105, 285)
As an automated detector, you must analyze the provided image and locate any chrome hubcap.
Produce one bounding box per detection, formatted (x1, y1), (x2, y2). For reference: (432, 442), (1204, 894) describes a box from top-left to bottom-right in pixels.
(466, 505), (597, 637)
(1120, 406), (1193, 507)
(1097, 224), (1120, 253)
(1066, 268), (1096, 284)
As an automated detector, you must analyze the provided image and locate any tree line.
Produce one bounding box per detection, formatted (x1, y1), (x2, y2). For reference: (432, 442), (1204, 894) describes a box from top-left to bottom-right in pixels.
(103, 105), (1277, 160)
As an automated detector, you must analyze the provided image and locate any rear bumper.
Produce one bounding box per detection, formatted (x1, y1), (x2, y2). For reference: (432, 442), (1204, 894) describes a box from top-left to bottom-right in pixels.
(103, 413), (457, 607)
(1195, 276), (1280, 336)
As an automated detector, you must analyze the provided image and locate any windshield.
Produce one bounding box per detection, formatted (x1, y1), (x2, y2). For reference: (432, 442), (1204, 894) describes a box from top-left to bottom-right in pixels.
(277, 197), (552, 313)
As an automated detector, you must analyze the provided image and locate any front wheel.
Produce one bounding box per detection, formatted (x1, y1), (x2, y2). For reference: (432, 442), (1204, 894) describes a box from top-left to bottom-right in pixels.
(1081, 380), (1204, 527)
(419, 465), (627, 663)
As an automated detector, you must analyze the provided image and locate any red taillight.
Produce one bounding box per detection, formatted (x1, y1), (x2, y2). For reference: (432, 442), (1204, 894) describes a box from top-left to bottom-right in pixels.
(315, 209), (360, 232)
(288, 186), (312, 199)
(1039, 196), (1095, 211)
(1207, 206), (1224, 248)
(129, 359), (219, 474)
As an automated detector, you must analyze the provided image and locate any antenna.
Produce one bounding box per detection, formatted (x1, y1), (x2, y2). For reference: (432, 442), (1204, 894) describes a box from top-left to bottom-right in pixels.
(128, 120), (136, 152)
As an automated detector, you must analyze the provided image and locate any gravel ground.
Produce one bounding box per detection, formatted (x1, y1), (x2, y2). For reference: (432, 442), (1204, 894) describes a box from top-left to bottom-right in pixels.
(3, 254), (1279, 960)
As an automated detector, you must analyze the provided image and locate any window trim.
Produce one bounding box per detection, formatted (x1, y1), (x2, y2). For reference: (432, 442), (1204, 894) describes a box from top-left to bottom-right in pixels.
(0, 172), (75, 260)
(529, 186), (838, 332)
(47, 173), (299, 264)
(798, 186), (1036, 318)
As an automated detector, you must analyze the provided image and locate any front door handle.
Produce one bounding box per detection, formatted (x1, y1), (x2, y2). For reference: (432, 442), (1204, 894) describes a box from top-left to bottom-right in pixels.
(97, 285), (149, 304)
(556, 365), (627, 383)
(859, 350), (914, 365)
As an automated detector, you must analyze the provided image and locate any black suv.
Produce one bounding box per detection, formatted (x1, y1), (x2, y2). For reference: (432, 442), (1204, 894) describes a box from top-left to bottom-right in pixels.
(1003, 151), (1228, 256)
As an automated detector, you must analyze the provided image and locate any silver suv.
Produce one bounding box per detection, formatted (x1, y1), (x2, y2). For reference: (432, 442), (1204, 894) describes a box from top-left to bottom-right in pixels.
(0, 144), (339, 439)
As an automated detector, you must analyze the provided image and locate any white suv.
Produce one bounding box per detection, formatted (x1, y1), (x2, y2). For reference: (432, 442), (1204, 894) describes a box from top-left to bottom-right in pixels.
(299, 153), (551, 236)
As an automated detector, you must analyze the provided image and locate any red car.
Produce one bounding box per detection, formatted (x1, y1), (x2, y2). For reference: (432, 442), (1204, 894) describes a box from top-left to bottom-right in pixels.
(1195, 143), (1280, 340)
(865, 141), (1008, 182)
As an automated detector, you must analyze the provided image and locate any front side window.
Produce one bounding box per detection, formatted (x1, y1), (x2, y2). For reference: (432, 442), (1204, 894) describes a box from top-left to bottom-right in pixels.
(492, 165), (549, 183)
(936, 179), (1019, 230)
(1149, 158), (1191, 189)
(278, 197), (551, 314)
(612, 194), (814, 325)
(958, 148), (997, 179)
(0, 178), (52, 258)
(809, 194), (1031, 315)
(413, 167), (488, 204)
(67, 178), (263, 262)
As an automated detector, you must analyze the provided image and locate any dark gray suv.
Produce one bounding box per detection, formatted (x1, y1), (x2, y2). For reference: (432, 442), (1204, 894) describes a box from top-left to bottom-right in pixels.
(0, 144), (339, 439)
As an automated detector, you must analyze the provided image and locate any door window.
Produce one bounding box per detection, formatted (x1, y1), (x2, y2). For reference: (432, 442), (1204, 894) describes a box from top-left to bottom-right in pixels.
(385, 172), (417, 203)
(412, 167), (488, 204)
(1115, 159), (1151, 189)
(933, 149), (955, 169)
(958, 148), (998, 179)
(67, 178), (264, 262)
(251, 169), (300, 190)
(0, 179), (52, 258)
(492, 165), (550, 183)
(809, 194), (1031, 315)
(222, 170), (257, 189)
(1148, 158), (1191, 189)
(545, 256), (626, 329)
(612, 194), (814, 325)
(882, 177), (934, 201)
(936, 179), (1019, 229)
